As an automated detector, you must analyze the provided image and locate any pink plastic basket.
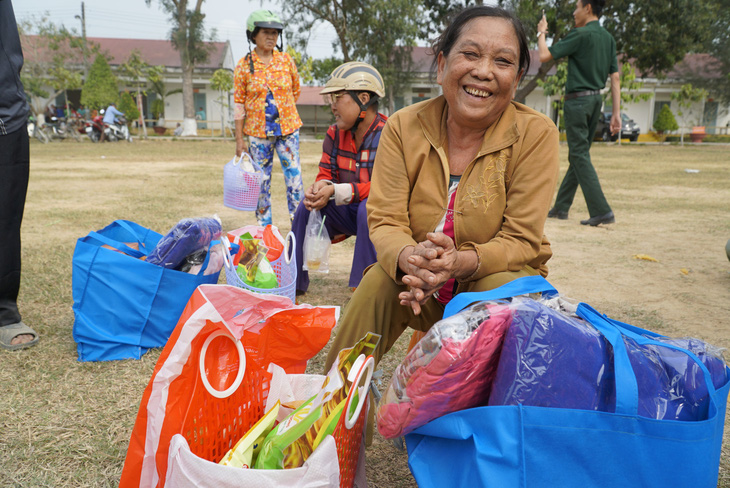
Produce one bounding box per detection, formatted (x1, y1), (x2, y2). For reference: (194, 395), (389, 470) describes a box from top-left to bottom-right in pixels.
(223, 153), (262, 211)
(222, 231), (297, 304)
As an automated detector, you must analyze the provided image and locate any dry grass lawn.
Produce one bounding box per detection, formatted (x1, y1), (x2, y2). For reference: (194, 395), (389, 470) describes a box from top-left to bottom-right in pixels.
(0, 137), (729, 487)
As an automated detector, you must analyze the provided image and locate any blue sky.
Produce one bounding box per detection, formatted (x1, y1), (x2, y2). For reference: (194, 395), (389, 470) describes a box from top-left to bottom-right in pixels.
(14, 0), (339, 62)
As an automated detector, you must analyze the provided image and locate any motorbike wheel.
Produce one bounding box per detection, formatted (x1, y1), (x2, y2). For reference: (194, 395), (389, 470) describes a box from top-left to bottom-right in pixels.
(35, 127), (50, 144)
(88, 130), (100, 143)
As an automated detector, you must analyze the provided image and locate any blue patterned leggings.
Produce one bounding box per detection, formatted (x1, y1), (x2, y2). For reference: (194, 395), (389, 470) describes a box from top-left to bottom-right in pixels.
(248, 130), (303, 226)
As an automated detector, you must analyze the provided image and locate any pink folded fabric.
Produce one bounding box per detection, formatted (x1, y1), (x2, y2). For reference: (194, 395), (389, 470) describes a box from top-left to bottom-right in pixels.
(377, 303), (513, 439)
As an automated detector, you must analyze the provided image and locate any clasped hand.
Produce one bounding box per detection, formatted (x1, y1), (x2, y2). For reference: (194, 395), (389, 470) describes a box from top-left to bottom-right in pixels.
(303, 180), (334, 211)
(398, 232), (460, 316)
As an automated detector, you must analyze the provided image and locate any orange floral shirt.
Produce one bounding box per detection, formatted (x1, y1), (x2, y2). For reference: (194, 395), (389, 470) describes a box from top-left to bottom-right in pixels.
(234, 50), (302, 138)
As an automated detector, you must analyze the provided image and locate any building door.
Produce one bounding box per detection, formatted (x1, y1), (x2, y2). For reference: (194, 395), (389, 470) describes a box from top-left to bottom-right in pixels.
(702, 101), (718, 134)
(194, 92), (207, 129)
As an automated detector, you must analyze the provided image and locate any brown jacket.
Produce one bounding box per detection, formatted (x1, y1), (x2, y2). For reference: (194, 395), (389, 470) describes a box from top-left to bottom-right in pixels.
(367, 95), (559, 282)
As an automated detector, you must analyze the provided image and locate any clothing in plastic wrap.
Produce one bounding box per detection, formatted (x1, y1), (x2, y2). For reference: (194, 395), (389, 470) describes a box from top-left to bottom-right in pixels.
(146, 216), (223, 269)
(376, 302), (513, 439)
(488, 297), (617, 412)
(489, 297), (728, 421)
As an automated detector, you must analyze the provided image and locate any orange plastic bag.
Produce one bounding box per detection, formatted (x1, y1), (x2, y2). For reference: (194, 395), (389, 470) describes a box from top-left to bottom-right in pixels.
(227, 224), (285, 265)
(119, 284), (336, 488)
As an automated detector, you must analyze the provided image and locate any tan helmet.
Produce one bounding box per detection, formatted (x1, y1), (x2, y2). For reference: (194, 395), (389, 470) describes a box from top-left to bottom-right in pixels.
(320, 61), (385, 98)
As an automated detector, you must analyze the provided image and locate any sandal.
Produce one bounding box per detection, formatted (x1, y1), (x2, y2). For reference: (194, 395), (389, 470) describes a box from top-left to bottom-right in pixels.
(0, 322), (40, 351)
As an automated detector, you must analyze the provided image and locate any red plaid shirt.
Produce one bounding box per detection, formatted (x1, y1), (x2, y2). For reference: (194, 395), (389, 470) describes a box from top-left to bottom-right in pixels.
(316, 113), (387, 203)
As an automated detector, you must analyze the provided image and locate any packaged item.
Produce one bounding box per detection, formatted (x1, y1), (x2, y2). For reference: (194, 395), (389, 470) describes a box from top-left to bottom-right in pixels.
(237, 257), (278, 289)
(256, 333), (379, 469)
(302, 210), (330, 273)
(146, 215), (222, 269)
(202, 241), (225, 276)
(219, 402), (281, 468)
(238, 234), (270, 282)
(376, 302), (513, 439)
(178, 249), (207, 273)
(489, 296), (729, 421)
(263, 225), (285, 262)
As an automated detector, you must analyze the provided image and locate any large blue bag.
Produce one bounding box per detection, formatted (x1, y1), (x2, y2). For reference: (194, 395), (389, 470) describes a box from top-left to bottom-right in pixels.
(406, 276), (730, 488)
(72, 220), (220, 361)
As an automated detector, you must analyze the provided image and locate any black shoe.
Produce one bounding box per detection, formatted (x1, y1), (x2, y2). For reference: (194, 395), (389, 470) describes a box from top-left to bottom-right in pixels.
(547, 207), (569, 220)
(580, 211), (615, 226)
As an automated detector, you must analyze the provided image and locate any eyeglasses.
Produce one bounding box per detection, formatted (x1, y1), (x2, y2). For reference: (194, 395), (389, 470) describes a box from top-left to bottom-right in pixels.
(323, 92), (347, 105)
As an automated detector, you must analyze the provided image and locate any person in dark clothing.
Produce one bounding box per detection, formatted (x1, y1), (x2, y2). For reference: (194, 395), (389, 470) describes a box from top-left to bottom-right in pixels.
(537, 0), (621, 226)
(0, 0), (39, 350)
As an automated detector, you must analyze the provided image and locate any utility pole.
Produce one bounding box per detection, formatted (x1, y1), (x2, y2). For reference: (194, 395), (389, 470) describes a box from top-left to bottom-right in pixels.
(75, 2), (89, 78)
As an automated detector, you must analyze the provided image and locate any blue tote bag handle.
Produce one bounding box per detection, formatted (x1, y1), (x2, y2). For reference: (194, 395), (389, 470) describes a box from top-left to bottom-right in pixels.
(588, 307), (718, 398)
(443, 275), (558, 319)
(576, 303), (639, 415)
(86, 231), (146, 259)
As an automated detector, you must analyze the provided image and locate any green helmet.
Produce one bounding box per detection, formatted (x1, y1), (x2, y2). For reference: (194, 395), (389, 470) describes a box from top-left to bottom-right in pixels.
(246, 10), (284, 40)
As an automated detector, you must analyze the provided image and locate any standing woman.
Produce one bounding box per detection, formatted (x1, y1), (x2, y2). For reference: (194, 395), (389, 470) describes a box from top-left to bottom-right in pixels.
(234, 10), (303, 226)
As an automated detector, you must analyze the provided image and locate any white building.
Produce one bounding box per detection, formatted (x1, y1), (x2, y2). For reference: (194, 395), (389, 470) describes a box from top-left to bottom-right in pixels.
(396, 47), (730, 138)
(22, 35), (235, 133)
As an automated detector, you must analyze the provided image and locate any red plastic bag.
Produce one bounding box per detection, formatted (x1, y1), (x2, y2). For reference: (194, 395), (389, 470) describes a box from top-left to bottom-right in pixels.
(119, 284), (336, 488)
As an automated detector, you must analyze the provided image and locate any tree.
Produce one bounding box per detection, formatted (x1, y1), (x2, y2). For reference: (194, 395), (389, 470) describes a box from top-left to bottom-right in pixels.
(81, 54), (119, 111)
(286, 46), (314, 85)
(210, 68), (233, 137)
(490, 0), (721, 102)
(671, 83), (709, 127)
(671, 83), (709, 145)
(311, 56), (343, 85)
(147, 68), (183, 123)
(18, 16), (94, 122)
(676, 0), (730, 105)
(536, 60), (567, 130)
(120, 50), (153, 139)
(118, 91), (141, 125)
(347, 0), (425, 112)
(607, 64), (652, 109)
(282, 0), (425, 111)
(653, 104), (679, 139)
(146, 0), (215, 136)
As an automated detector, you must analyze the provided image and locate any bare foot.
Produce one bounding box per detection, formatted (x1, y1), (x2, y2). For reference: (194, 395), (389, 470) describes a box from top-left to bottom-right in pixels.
(10, 334), (34, 346)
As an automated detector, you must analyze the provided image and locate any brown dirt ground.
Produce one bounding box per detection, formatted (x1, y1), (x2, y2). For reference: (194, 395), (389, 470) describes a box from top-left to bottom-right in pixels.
(1, 140), (728, 487)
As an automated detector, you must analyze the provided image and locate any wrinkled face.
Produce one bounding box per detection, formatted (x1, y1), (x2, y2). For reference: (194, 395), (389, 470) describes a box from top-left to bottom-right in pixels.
(573, 0), (592, 27)
(437, 16), (523, 131)
(253, 28), (279, 51)
(328, 91), (369, 131)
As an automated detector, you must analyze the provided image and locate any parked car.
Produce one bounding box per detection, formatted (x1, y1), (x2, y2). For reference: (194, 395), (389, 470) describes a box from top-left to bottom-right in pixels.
(595, 112), (640, 142)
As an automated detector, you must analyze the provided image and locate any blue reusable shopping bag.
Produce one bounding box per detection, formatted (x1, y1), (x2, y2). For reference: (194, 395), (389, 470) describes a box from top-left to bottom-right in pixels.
(72, 220), (220, 361)
(406, 278), (730, 488)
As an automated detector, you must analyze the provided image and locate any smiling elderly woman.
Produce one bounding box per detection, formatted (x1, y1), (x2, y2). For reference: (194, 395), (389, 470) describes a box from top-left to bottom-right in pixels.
(324, 6), (559, 369)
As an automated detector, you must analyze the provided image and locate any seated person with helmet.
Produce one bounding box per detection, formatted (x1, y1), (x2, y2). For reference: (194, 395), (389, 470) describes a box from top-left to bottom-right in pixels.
(291, 61), (387, 295)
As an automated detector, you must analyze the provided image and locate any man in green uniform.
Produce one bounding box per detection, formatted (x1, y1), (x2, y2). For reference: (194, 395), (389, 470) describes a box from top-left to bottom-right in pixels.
(537, 0), (620, 226)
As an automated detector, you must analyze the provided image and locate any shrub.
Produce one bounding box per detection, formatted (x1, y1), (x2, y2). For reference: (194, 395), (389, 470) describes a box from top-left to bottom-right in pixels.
(81, 55), (119, 110)
(653, 105), (679, 134)
(117, 92), (140, 125)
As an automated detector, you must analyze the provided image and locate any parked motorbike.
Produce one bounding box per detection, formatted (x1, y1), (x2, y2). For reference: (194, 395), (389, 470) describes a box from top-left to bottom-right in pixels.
(27, 114), (50, 143)
(84, 115), (104, 142)
(104, 116), (132, 142)
(41, 116), (82, 141)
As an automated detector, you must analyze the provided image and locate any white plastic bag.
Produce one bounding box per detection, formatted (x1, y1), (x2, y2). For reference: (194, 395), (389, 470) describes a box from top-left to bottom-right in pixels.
(302, 210), (331, 273)
(166, 433), (340, 488)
